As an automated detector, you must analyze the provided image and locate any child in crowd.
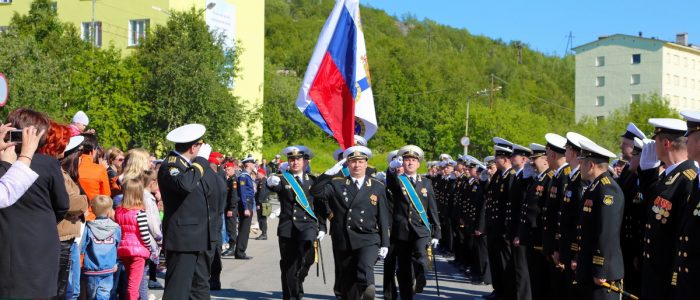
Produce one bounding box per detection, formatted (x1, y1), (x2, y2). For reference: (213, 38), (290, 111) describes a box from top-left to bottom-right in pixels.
(142, 170), (163, 289)
(115, 179), (157, 300)
(81, 195), (121, 300)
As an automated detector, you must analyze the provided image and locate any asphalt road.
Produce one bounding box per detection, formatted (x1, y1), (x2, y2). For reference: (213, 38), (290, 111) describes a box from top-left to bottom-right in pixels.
(150, 200), (493, 299)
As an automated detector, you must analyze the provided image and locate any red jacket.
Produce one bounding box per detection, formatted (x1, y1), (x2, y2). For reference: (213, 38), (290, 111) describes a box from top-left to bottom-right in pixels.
(115, 207), (150, 259)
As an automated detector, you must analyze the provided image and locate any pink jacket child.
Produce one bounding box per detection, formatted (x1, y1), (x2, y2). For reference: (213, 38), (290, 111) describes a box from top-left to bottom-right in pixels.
(115, 206), (154, 300)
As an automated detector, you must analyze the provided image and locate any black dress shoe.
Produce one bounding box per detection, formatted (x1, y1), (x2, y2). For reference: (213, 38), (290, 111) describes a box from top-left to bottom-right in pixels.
(210, 281), (221, 290)
(221, 249), (235, 256)
(255, 234), (267, 240)
(235, 255), (253, 260)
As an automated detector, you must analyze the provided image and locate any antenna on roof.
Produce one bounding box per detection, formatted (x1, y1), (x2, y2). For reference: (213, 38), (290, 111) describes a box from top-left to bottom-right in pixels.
(565, 31), (574, 56)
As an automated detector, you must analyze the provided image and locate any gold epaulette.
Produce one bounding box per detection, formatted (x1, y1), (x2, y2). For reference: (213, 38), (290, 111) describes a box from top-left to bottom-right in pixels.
(369, 177), (385, 186)
(570, 243), (580, 252)
(332, 176), (346, 181)
(547, 170), (554, 178)
(600, 177), (611, 185)
(563, 166), (572, 176)
(592, 255), (605, 266)
(509, 169), (516, 175)
(683, 169), (697, 181)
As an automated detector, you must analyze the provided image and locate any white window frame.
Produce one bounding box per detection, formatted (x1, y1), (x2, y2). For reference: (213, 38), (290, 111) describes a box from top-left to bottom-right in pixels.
(0, 0), (13, 4)
(631, 53), (641, 64)
(128, 19), (149, 46)
(595, 96), (605, 107)
(631, 94), (641, 103)
(631, 74), (640, 85)
(595, 56), (605, 67)
(81, 22), (102, 47)
(596, 76), (605, 87)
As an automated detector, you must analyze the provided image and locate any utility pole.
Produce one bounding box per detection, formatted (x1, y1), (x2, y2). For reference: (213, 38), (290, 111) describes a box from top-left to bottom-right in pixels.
(565, 31), (574, 56)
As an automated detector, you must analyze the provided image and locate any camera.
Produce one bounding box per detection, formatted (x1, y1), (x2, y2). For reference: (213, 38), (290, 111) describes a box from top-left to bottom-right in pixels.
(8, 130), (22, 143)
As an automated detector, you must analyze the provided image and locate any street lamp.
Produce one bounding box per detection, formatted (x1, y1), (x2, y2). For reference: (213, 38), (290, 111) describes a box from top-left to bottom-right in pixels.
(463, 86), (501, 155)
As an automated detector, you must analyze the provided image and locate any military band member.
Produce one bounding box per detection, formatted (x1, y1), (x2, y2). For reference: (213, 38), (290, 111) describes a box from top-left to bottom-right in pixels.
(558, 132), (591, 298)
(639, 118), (696, 300)
(267, 146), (326, 300)
(515, 143), (552, 300)
(572, 139), (624, 300)
(542, 133), (569, 299)
(484, 137), (516, 300)
(507, 144), (533, 300)
(617, 122), (646, 296)
(385, 145), (441, 300)
(310, 146), (390, 300)
(671, 111), (700, 299)
(158, 124), (213, 299)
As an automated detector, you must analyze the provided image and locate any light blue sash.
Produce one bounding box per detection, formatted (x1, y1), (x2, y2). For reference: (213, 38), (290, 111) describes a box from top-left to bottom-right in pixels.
(398, 174), (431, 232)
(341, 165), (350, 177)
(283, 172), (317, 220)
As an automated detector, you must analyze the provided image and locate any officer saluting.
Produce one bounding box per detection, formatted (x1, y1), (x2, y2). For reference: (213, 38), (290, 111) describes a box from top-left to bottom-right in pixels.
(158, 124), (212, 299)
(572, 139), (624, 300)
(311, 146), (389, 299)
(639, 118), (696, 300)
(385, 145), (441, 299)
(267, 146), (326, 300)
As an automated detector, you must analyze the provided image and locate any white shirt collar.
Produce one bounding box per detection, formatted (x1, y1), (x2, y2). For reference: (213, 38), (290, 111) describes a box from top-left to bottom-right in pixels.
(292, 172), (304, 183)
(554, 163), (569, 177)
(173, 151), (191, 165)
(569, 166), (580, 179)
(664, 161), (682, 176)
(515, 167), (524, 176)
(351, 176), (365, 188)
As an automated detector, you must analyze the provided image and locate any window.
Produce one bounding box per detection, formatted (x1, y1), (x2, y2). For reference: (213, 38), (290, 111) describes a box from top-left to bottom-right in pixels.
(684, 57), (688, 68)
(631, 94), (641, 103)
(81, 22), (102, 47)
(595, 56), (605, 67)
(631, 74), (640, 85)
(631, 54), (641, 64)
(128, 19), (149, 46)
(0, 0), (12, 3)
(674, 75), (680, 86)
(596, 76), (605, 87)
(675, 55), (680, 65)
(595, 96), (605, 107)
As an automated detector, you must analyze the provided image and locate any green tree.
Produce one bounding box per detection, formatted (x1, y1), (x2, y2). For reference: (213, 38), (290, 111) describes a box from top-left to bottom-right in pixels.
(132, 8), (243, 155)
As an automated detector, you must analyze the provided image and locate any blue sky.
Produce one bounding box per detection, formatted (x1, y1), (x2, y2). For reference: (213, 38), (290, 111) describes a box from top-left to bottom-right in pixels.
(361, 0), (697, 56)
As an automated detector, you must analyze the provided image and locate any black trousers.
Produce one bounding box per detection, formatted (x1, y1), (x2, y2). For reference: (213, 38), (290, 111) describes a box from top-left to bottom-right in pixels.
(53, 239), (74, 300)
(225, 212), (238, 247)
(257, 207), (268, 235)
(487, 233), (505, 295)
(382, 244), (399, 300)
(163, 250), (211, 300)
(622, 250), (640, 296)
(512, 244), (532, 300)
(473, 234), (491, 283)
(545, 255), (565, 300)
(210, 241), (223, 284)
(333, 245), (379, 300)
(278, 236), (314, 300)
(395, 236), (429, 300)
(525, 247), (547, 300)
(440, 218), (453, 252)
(235, 214), (252, 257)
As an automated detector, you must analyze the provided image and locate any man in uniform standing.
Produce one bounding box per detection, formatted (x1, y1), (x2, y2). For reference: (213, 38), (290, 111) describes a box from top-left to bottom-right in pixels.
(267, 146), (326, 300)
(506, 144), (533, 300)
(159, 124), (212, 299)
(311, 146), (389, 299)
(466, 156), (491, 285)
(385, 145), (441, 299)
(235, 156), (256, 260)
(515, 143), (551, 299)
(542, 133), (569, 300)
(617, 122), (646, 296)
(640, 118), (696, 299)
(671, 111), (700, 299)
(572, 139), (624, 300)
(222, 162), (240, 257)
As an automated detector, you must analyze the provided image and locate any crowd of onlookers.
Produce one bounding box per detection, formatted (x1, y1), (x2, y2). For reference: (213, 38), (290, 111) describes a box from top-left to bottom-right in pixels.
(0, 108), (278, 299)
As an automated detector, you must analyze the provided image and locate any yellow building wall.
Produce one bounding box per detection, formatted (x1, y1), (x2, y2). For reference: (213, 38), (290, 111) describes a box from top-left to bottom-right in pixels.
(0, 0), (265, 156)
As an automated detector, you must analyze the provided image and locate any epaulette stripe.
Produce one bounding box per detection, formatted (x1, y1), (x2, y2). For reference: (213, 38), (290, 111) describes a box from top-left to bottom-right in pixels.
(332, 177), (346, 181)
(683, 169), (697, 180)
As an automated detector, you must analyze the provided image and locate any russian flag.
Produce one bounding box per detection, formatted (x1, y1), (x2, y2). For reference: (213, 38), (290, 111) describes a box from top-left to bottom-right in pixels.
(296, 0), (377, 149)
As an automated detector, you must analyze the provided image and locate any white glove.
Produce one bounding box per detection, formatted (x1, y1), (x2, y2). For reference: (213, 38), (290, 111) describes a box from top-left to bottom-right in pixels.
(431, 238), (439, 248)
(375, 172), (386, 182)
(389, 158), (402, 169)
(378, 247), (389, 260)
(640, 139), (660, 170)
(316, 231), (325, 241)
(324, 158), (347, 175)
(279, 162), (289, 173)
(266, 175), (281, 187)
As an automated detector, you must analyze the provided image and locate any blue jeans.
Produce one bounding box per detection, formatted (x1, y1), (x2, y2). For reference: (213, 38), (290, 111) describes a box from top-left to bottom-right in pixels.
(86, 274), (113, 300)
(221, 213), (229, 244)
(139, 261), (149, 300)
(67, 241), (81, 300)
(110, 260), (127, 300)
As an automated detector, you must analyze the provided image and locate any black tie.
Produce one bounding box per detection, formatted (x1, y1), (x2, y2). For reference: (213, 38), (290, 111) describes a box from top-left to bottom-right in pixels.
(354, 179), (360, 188)
(295, 176), (302, 185)
(410, 177), (416, 185)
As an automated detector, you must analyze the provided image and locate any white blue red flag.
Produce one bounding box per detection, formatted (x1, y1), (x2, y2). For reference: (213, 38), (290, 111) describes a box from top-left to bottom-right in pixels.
(296, 0), (377, 149)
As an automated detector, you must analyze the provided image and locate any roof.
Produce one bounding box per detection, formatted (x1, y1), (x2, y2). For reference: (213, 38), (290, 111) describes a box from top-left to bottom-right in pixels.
(573, 34), (700, 56)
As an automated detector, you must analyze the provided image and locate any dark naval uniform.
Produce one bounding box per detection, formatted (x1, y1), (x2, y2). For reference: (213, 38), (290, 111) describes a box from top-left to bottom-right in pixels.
(616, 164), (644, 295)
(574, 173), (624, 300)
(639, 160), (697, 300)
(542, 163), (570, 299)
(558, 167), (584, 298)
(194, 157), (228, 289)
(159, 152), (212, 299)
(485, 167), (515, 298)
(436, 175), (456, 254)
(518, 169), (553, 300)
(269, 172), (326, 300)
(506, 169), (532, 300)
(470, 175), (491, 284)
(385, 171), (441, 300)
(671, 176), (700, 299)
(223, 172), (240, 255)
(311, 173), (389, 299)
(453, 173), (471, 268)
